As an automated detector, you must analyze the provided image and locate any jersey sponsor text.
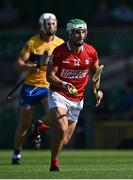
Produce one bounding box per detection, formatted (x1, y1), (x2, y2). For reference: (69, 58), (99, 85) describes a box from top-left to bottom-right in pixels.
(61, 69), (88, 79)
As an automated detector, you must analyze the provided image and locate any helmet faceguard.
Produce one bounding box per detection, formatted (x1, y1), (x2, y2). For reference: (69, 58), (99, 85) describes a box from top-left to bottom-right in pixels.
(66, 19), (87, 33)
(39, 13), (57, 34)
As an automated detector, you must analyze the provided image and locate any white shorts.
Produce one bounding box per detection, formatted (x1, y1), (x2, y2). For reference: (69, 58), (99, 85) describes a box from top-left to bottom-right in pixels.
(48, 91), (84, 122)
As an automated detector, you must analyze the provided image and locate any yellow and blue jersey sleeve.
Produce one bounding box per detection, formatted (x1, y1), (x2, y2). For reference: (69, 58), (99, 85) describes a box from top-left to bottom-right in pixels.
(21, 34), (64, 88)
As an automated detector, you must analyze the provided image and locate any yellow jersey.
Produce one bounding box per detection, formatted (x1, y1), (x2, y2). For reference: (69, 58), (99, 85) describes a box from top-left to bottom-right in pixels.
(21, 34), (64, 87)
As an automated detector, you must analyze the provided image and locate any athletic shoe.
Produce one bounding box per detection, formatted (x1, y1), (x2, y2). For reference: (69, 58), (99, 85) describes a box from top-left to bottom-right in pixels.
(49, 165), (60, 172)
(12, 154), (21, 165)
(30, 120), (42, 149)
(32, 134), (41, 149)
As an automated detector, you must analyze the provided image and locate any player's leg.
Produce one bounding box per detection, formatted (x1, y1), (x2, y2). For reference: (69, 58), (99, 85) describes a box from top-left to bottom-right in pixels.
(12, 84), (37, 164)
(12, 105), (33, 164)
(46, 91), (69, 171)
(30, 88), (50, 148)
(49, 107), (68, 172)
(63, 121), (77, 145)
(39, 96), (49, 134)
(64, 99), (84, 145)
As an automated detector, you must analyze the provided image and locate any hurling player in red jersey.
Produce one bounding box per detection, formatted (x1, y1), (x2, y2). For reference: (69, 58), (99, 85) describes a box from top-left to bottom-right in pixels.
(42, 19), (103, 171)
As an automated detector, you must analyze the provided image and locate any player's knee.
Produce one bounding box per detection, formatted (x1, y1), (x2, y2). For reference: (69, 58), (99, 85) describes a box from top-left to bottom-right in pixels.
(20, 130), (27, 136)
(59, 126), (67, 139)
(20, 122), (30, 131)
(63, 138), (69, 145)
(57, 122), (68, 140)
(17, 121), (30, 135)
(17, 128), (27, 137)
(63, 134), (72, 145)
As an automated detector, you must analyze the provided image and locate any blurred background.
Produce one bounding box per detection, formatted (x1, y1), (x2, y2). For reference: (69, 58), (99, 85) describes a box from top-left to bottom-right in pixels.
(0, 0), (133, 150)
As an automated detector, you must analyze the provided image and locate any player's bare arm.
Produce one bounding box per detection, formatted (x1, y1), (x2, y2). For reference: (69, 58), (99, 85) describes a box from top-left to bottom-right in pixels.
(90, 61), (104, 106)
(46, 64), (75, 91)
(14, 52), (38, 73)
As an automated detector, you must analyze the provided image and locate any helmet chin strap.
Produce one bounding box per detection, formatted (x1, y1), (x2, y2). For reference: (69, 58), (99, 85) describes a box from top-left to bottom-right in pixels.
(40, 24), (46, 34)
(69, 39), (84, 48)
(46, 31), (56, 36)
(69, 34), (85, 47)
(75, 42), (84, 47)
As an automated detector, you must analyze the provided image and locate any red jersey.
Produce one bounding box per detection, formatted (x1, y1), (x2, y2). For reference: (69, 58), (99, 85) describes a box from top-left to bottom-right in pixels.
(50, 41), (99, 101)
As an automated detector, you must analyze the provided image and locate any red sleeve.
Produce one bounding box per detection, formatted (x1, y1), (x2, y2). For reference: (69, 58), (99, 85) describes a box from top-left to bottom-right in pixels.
(91, 46), (99, 65)
(84, 43), (99, 65)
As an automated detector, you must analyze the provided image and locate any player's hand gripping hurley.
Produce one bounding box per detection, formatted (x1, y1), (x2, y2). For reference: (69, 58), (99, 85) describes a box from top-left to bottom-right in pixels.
(92, 65), (104, 107)
(6, 50), (50, 101)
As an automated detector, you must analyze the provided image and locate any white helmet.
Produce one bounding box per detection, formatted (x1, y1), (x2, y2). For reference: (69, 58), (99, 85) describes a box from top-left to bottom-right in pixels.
(39, 13), (57, 33)
(67, 19), (87, 32)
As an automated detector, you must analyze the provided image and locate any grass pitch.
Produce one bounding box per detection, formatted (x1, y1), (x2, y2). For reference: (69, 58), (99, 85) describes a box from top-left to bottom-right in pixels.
(1, 150), (133, 178)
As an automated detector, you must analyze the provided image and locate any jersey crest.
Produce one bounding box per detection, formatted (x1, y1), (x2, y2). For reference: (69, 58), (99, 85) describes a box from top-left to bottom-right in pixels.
(73, 58), (80, 66)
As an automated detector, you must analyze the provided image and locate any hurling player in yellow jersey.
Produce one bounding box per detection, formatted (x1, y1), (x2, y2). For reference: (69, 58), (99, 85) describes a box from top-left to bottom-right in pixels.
(12, 13), (64, 164)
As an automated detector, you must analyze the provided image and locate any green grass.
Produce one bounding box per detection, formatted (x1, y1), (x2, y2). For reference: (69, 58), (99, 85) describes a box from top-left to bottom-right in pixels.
(1, 150), (133, 178)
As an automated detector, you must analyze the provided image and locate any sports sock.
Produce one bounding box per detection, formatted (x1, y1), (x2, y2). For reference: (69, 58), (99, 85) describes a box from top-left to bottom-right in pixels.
(12, 149), (21, 160)
(51, 159), (59, 167)
(14, 149), (20, 155)
(38, 123), (49, 134)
